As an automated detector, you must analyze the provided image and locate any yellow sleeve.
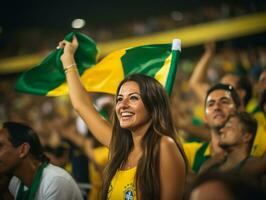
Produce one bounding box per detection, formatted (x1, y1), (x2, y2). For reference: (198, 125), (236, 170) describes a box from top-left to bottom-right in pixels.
(182, 142), (203, 169)
(251, 112), (266, 157)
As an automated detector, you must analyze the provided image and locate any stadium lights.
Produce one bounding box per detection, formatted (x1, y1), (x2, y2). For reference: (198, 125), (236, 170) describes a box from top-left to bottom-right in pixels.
(171, 11), (183, 21)
(71, 19), (86, 29)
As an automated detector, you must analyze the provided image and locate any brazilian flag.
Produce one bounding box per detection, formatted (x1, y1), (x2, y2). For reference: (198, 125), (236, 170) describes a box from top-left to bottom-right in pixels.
(15, 32), (181, 96)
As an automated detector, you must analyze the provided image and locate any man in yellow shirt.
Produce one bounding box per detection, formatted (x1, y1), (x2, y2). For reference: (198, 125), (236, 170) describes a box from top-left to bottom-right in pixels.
(184, 83), (241, 172)
(184, 84), (266, 173)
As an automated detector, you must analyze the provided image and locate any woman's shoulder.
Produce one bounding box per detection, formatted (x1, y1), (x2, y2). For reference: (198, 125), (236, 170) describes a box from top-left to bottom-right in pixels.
(160, 136), (185, 161)
(160, 136), (180, 153)
(160, 135), (176, 146)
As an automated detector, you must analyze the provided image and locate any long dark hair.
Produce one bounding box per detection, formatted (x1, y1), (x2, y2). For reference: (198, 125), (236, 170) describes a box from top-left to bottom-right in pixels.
(102, 74), (186, 199)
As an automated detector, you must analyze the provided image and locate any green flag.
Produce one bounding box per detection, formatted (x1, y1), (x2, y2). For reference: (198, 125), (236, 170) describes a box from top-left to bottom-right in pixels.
(15, 32), (98, 95)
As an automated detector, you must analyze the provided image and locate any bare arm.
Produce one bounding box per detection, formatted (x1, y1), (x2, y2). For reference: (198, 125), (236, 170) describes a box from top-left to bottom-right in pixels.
(160, 136), (186, 200)
(172, 103), (211, 141)
(189, 42), (215, 103)
(59, 37), (112, 147)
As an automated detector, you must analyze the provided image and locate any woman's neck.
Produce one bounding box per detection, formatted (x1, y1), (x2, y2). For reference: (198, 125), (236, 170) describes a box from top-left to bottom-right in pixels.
(122, 123), (151, 170)
(131, 120), (152, 146)
(122, 148), (142, 170)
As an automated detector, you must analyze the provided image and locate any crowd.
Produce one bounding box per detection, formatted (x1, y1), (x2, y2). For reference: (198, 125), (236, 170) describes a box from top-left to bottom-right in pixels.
(0, 36), (265, 200)
(1, 0), (266, 199)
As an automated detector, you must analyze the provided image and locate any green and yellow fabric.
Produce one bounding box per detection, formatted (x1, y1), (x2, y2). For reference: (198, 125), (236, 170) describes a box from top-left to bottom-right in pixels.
(250, 111), (266, 157)
(15, 32), (180, 96)
(15, 32), (98, 96)
(184, 115), (266, 173)
(183, 142), (211, 172)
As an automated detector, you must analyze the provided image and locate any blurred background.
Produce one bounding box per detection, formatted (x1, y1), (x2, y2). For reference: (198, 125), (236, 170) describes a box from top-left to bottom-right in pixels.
(0, 0), (266, 199)
(1, 0), (266, 58)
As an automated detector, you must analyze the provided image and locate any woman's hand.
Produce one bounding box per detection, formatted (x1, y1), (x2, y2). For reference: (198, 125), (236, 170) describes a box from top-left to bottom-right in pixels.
(58, 36), (79, 66)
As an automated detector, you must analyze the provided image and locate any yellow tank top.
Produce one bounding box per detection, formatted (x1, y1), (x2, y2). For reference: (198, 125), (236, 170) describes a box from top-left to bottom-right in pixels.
(107, 167), (137, 200)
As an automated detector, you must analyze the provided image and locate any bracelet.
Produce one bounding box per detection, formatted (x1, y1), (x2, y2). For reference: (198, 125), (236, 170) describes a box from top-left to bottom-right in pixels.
(64, 67), (77, 74)
(64, 63), (76, 71)
(64, 63), (77, 73)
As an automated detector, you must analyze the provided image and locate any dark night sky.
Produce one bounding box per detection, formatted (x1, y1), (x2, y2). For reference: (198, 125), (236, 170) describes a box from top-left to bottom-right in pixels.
(0, 0), (239, 29)
(1, 0), (175, 28)
(0, 0), (265, 55)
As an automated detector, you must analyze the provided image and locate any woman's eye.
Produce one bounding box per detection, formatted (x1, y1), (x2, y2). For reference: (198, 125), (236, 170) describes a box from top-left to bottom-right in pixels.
(116, 97), (123, 102)
(130, 96), (139, 101)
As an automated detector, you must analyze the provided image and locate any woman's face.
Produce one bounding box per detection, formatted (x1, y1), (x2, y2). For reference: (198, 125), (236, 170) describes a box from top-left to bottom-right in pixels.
(115, 81), (151, 133)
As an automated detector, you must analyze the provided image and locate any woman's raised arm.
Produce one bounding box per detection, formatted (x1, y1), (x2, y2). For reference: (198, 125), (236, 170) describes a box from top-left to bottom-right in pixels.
(59, 36), (112, 147)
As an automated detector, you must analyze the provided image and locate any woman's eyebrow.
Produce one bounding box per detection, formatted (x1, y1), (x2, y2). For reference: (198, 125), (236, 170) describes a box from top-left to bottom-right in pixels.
(118, 92), (141, 96)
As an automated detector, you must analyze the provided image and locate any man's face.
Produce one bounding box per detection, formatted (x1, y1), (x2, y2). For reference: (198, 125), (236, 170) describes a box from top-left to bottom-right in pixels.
(205, 90), (236, 129)
(219, 116), (246, 150)
(0, 128), (20, 174)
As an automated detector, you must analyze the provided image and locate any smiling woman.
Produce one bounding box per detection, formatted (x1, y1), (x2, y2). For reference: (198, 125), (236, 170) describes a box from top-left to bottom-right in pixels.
(115, 81), (151, 132)
(57, 36), (187, 199)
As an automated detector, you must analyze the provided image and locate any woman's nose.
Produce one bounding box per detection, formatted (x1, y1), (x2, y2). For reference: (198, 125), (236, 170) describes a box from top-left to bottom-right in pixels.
(120, 98), (130, 108)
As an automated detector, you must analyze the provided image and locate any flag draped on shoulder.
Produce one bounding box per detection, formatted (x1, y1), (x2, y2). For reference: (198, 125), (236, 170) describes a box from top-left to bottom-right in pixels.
(15, 32), (181, 96)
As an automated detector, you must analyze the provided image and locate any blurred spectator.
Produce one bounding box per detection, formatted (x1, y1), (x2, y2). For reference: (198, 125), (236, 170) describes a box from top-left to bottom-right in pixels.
(199, 112), (257, 174)
(187, 171), (265, 200)
(43, 141), (70, 169)
(183, 83), (240, 173)
(0, 121), (83, 200)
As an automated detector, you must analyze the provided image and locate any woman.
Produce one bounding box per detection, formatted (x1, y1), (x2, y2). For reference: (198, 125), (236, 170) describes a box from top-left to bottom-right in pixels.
(58, 36), (186, 200)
